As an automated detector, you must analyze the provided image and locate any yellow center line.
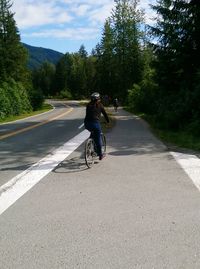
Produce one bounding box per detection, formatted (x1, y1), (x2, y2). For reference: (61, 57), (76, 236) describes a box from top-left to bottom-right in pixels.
(0, 107), (73, 140)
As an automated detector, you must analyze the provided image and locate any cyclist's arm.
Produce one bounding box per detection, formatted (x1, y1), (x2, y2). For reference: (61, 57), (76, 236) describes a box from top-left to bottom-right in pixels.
(101, 106), (109, 123)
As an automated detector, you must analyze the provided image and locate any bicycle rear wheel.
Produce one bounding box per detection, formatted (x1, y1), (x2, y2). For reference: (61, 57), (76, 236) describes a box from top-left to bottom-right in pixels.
(85, 138), (96, 168)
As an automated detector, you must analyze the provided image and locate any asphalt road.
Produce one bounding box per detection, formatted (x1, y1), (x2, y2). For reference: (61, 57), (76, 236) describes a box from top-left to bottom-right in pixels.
(0, 100), (84, 187)
(0, 102), (200, 268)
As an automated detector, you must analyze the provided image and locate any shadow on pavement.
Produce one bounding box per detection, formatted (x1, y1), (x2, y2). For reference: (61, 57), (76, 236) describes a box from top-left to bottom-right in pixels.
(0, 117), (85, 173)
(105, 108), (167, 155)
(52, 154), (101, 174)
(53, 156), (87, 173)
(108, 150), (139, 156)
(2, 106), (194, 176)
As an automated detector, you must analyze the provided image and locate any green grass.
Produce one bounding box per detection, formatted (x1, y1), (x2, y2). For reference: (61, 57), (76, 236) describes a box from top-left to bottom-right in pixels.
(0, 103), (53, 124)
(152, 129), (200, 152)
(124, 106), (200, 152)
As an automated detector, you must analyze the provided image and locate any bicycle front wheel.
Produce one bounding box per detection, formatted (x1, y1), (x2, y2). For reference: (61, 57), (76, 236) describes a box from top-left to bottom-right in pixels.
(85, 138), (95, 168)
(101, 133), (106, 154)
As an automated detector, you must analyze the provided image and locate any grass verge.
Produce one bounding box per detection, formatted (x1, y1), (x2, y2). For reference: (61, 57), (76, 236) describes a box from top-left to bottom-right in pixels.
(0, 103), (53, 124)
(151, 126), (200, 152)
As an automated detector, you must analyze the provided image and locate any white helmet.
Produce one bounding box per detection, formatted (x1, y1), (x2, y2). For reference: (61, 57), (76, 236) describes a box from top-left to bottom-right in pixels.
(91, 92), (100, 101)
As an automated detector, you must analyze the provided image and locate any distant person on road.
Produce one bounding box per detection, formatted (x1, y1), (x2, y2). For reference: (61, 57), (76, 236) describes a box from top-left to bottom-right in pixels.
(84, 92), (109, 160)
(113, 98), (119, 112)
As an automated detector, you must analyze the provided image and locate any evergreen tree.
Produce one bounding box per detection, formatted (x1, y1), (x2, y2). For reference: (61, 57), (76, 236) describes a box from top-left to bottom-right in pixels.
(150, 0), (182, 98)
(78, 44), (88, 58)
(149, 0), (200, 129)
(186, 0), (200, 126)
(97, 0), (144, 100)
(70, 53), (87, 98)
(0, 0), (29, 83)
(188, 0), (200, 76)
(54, 53), (72, 95)
(0, 0), (33, 118)
(98, 19), (115, 96)
(112, 0), (144, 93)
(85, 55), (97, 95)
(32, 62), (55, 97)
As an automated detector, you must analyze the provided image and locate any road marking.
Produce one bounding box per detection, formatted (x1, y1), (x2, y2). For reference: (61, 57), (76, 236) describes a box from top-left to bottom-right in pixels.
(78, 123), (84, 129)
(0, 129), (90, 216)
(0, 108), (73, 140)
(170, 152), (200, 192)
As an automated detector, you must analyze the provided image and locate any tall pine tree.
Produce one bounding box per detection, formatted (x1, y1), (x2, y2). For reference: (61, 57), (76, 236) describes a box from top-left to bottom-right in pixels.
(0, 0), (33, 118)
(97, 19), (115, 96)
(149, 0), (200, 129)
(0, 0), (29, 83)
(112, 0), (143, 94)
(97, 0), (144, 100)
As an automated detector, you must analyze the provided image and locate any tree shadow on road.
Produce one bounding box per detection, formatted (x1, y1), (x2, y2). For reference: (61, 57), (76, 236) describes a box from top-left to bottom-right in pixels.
(108, 150), (139, 156)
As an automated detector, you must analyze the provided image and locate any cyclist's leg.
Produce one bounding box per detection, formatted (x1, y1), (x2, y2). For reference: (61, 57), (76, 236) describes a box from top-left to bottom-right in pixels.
(85, 121), (102, 157)
(84, 122), (93, 135)
(91, 122), (102, 158)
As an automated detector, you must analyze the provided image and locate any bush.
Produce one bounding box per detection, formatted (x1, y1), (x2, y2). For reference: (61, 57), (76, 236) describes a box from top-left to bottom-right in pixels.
(0, 78), (32, 120)
(29, 88), (44, 111)
(59, 89), (72, 99)
(127, 84), (142, 112)
(0, 87), (12, 119)
(127, 81), (157, 114)
(186, 120), (200, 137)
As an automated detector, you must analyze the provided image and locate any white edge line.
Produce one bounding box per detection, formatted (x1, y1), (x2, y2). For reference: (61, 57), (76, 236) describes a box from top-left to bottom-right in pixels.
(0, 129), (90, 216)
(170, 151), (200, 192)
(78, 123), (84, 129)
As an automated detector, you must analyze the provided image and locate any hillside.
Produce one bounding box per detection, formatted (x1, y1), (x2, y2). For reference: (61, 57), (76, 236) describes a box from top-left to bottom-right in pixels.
(23, 43), (64, 69)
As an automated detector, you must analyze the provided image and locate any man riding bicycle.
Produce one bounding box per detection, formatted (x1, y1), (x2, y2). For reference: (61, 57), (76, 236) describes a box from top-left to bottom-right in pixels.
(113, 98), (119, 112)
(84, 92), (109, 160)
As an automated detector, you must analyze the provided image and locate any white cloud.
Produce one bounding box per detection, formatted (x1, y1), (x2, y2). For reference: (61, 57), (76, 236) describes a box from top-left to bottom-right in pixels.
(70, 4), (91, 17)
(12, 0), (73, 29)
(88, 3), (114, 25)
(12, 0), (156, 41)
(23, 27), (100, 40)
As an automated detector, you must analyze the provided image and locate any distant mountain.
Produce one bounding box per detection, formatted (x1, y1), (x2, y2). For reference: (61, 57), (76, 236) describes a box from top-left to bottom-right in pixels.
(23, 43), (64, 70)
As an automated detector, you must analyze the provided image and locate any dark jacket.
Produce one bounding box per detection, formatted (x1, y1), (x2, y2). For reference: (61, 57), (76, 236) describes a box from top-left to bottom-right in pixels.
(113, 98), (119, 107)
(84, 101), (109, 123)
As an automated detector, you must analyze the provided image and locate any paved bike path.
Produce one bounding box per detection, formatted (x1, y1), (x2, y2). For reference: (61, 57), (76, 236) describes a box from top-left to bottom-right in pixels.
(1, 107), (200, 268)
(104, 108), (200, 268)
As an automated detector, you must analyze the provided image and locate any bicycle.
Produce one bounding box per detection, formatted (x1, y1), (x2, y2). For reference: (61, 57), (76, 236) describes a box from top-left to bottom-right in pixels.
(84, 132), (106, 168)
(113, 99), (119, 112)
(114, 105), (118, 112)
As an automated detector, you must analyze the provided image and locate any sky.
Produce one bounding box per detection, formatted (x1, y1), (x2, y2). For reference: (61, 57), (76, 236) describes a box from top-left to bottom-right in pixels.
(11, 0), (156, 54)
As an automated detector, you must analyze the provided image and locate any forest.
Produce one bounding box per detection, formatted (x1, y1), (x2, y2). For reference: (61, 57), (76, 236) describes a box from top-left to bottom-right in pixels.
(0, 0), (200, 139)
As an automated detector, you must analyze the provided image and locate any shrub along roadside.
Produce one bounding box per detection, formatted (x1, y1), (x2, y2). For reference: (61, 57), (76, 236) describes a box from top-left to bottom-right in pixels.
(0, 103), (52, 124)
(0, 78), (32, 120)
